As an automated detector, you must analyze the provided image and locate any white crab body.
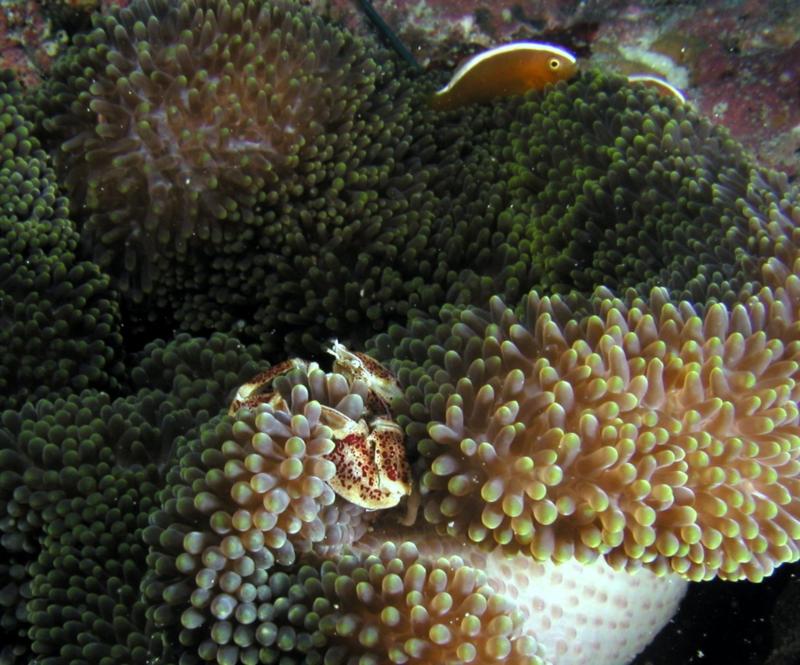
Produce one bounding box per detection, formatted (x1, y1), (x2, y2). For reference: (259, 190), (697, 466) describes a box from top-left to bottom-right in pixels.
(228, 343), (411, 510)
(320, 406), (411, 509)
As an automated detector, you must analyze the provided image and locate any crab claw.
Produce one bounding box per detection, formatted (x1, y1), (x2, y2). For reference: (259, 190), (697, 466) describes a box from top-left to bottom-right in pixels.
(321, 407), (411, 510)
(367, 416), (412, 501)
(327, 340), (403, 414)
(228, 358), (308, 415)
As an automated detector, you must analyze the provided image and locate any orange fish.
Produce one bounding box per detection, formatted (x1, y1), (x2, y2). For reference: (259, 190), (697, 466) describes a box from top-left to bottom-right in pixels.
(430, 41), (578, 111)
(627, 74), (686, 103)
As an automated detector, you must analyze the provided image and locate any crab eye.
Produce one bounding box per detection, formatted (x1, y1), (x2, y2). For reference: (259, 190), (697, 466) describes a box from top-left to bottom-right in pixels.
(549, 58), (560, 69)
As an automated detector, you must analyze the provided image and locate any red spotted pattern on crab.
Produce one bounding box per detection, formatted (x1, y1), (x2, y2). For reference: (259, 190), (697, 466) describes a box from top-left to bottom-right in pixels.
(228, 342), (412, 511)
(322, 406), (411, 509)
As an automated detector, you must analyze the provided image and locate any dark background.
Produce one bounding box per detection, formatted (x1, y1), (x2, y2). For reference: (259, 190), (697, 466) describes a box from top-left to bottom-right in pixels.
(633, 562), (800, 665)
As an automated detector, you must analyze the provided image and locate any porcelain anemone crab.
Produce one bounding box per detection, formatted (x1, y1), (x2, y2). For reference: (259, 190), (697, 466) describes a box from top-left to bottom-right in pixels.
(228, 341), (412, 511)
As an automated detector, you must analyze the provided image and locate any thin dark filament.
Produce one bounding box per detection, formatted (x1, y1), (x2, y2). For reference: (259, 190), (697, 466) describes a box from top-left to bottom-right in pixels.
(356, 0), (423, 71)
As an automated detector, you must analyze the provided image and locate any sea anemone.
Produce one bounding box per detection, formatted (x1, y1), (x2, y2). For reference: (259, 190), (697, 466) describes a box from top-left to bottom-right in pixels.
(40, 0), (382, 291)
(489, 83), (768, 302)
(40, 0), (780, 361)
(421, 72), (793, 313)
(341, 532), (687, 665)
(0, 390), (185, 664)
(144, 362), (391, 663)
(314, 537), (554, 665)
(373, 272), (800, 581)
(131, 331), (265, 416)
(366, 155), (800, 585)
(37, 0), (454, 357)
(0, 71), (124, 411)
(7, 0), (800, 661)
(0, 337), (691, 665)
(0, 332), (263, 665)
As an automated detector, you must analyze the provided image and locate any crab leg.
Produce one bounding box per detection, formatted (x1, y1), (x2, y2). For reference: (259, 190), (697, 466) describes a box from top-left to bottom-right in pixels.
(228, 358), (308, 415)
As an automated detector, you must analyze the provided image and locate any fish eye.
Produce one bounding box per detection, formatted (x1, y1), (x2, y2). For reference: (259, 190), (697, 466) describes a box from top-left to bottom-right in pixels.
(549, 58), (560, 69)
